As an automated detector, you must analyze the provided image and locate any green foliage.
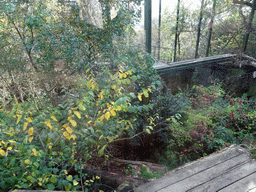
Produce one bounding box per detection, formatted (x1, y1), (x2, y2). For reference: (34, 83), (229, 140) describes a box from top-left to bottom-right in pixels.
(139, 164), (164, 180)
(0, 64), (164, 190)
(165, 84), (256, 169)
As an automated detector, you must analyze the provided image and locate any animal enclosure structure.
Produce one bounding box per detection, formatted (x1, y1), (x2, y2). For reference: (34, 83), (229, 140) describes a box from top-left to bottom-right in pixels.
(154, 54), (256, 96)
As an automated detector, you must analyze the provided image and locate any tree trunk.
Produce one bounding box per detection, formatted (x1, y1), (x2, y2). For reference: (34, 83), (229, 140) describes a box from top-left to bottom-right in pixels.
(145, 0), (152, 54)
(174, 0), (180, 62)
(206, 0), (216, 57)
(195, 0), (204, 59)
(243, 0), (256, 52)
(158, 0), (162, 60)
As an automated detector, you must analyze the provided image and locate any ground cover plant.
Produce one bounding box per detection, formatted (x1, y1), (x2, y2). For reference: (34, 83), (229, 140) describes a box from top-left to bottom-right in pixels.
(163, 84), (256, 169)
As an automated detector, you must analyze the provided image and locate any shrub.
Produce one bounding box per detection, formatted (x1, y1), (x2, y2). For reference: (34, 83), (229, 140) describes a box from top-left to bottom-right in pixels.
(0, 68), (159, 191)
(165, 84), (256, 168)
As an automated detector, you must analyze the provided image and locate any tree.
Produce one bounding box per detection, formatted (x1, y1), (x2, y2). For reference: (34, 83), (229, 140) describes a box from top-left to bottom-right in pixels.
(158, 0), (162, 60)
(195, 0), (204, 58)
(174, 0), (181, 62)
(145, 0), (152, 53)
(206, 0), (216, 57)
(242, 0), (256, 52)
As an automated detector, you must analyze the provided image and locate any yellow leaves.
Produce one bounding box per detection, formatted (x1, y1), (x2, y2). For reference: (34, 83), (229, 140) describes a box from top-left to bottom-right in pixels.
(28, 137), (33, 142)
(16, 115), (22, 124)
(78, 103), (86, 111)
(66, 126), (73, 134)
(27, 117), (32, 123)
(116, 106), (122, 111)
(118, 72), (123, 79)
(87, 120), (92, 125)
(63, 170), (68, 174)
(44, 120), (52, 129)
(104, 112), (111, 120)
(74, 111), (81, 119)
(138, 93), (143, 101)
(67, 115), (74, 121)
(25, 159), (30, 164)
(69, 119), (77, 127)
(28, 127), (34, 136)
(7, 146), (12, 151)
(48, 145), (52, 149)
(8, 140), (16, 143)
(32, 148), (38, 156)
(51, 116), (58, 122)
(0, 149), (5, 156)
(111, 85), (117, 90)
(98, 90), (104, 100)
(99, 135), (103, 140)
(63, 131), (69, 138)
(70, 134), (76, 140)
(110, 109), (116, 116)
(73, 180), (79, 186)
(23, 122), (28, 131)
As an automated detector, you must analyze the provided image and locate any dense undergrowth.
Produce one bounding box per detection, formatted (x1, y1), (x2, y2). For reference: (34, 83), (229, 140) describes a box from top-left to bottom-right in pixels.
(162, 84), (256, 169)
(1, 69), (256, 191)
(1, 1), (256, 191)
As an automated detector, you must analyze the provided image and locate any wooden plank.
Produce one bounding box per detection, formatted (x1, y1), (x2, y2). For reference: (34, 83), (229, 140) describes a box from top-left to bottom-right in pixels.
(219, 171), (256, 192)
(187, 160), (256, 192)
(159, 153), (251, 192)
(154, 54), (236, 72)
(134, 145), (244, 192)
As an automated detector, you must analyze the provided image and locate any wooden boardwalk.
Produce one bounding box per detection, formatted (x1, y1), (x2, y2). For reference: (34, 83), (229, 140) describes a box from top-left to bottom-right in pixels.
(134, 145), (256, 192)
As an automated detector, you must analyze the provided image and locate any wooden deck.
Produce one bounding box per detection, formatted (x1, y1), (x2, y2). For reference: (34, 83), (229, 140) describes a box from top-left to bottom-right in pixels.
(134, 145), (256, 192)
(153, 54), (236, 75)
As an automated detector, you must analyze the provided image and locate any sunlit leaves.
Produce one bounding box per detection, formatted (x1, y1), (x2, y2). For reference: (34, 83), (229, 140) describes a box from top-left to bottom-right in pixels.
(0, 149), (5, 156)
(73, 180), (79, 186)
(138, 93), (143, 101)
(28, 127), (34, 135)
(69, 119), (77, 127)
(32, 148), (38, 156)
(28, 137), (33, 142)
(24, 159), (30, 164)
(27, 117), (32, 123)
(63, 131), (69, 138)
(78, 103), (86, 111)
(74, 111), (81, 119)
(51, 116), (58, 122)
(23, 122), (28, 131)
(16, 115), (22, 124)
(44, 120), (52, 129)
(104, 112), (111, 120)
(66, 126), (73, 134)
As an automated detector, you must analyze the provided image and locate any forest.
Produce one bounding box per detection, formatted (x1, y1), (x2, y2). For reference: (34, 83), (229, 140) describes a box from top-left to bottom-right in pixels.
(0, 0), (256, 191)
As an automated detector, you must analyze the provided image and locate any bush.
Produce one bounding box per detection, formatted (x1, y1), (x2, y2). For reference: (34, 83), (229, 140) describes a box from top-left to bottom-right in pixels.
(165, 84), (256, 168)
(0, 67), (161, 191)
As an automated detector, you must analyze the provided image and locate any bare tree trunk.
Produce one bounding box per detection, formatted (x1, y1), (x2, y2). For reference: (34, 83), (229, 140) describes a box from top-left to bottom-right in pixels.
(243, 0), (256, 52)
(174, 0), (180, 62)
(158, 0), (162, 60)
(206, 0), (216, 57)
(195, 0), (204, 59)
(145, 0), (152, 54)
